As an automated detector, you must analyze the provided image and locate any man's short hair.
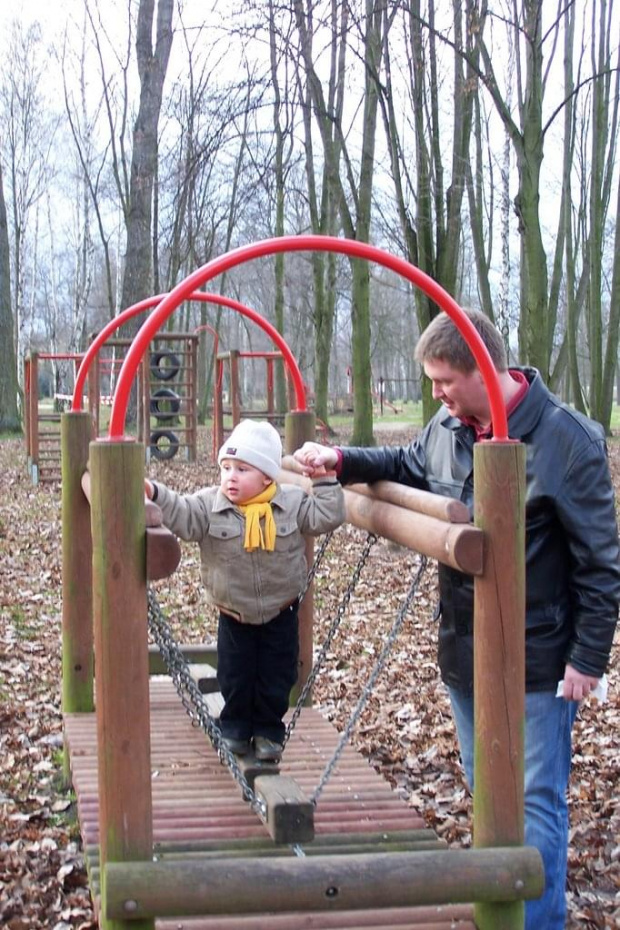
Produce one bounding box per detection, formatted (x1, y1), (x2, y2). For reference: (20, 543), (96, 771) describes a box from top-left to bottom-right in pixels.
(414, 309), (508, 373)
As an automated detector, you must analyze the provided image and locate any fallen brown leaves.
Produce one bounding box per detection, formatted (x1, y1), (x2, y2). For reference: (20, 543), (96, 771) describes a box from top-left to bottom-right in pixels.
(0, 428), (618, 928)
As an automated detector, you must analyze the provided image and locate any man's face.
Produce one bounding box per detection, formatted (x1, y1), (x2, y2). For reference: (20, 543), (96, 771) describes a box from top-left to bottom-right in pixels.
(423, 358), (490, 423)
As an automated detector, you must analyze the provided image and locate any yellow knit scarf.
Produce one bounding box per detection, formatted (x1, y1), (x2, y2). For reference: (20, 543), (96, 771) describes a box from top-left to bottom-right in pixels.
(238, 483), (277, 551)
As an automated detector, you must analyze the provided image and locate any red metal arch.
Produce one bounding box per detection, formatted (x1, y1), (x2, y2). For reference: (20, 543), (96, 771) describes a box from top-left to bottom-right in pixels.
(110, 236), (508, 441)
(72, 292), (307, 413)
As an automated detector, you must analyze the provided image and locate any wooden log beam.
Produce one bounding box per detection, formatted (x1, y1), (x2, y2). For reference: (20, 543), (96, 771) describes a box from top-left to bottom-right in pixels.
(148, 642), (217, 675)
(279, 464), (483, 574)
(104, 846), (544, 919)
(343, 488), (483, 575)
(234, 754), (279, 790)
(347, 480), (470, 523)
(254, 775), (314, 844)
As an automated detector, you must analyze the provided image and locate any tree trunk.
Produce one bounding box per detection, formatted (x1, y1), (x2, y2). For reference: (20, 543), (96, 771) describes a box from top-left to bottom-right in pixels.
(0, 161), (20, 432)
(119, 0), (174, 322)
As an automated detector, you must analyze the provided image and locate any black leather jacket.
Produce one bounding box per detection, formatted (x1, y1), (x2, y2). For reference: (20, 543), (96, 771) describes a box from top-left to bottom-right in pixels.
(339, 368), (620, 694)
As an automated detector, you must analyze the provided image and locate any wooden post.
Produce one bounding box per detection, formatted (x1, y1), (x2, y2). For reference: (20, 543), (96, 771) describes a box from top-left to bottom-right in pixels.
(89, 439), (154, 930)
(61, 412), (94, 782)
(266, 358), (275, 415)
(24, 357), (32, 463)
(473, 440), (527, 930)
(88, 354), (100, 438)
(213, 358), (224, 462)
(188, 335), (198, 462)
(230, 350), (241, 426)
(284, 412), (317, 703)
(29, 352), (40, 484)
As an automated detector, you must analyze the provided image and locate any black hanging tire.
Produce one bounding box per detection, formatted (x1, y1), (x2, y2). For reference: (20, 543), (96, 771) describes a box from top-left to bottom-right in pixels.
(150, 429), (180, 461)
(150, 350), (181, 381)
(150, 387), (181, 419)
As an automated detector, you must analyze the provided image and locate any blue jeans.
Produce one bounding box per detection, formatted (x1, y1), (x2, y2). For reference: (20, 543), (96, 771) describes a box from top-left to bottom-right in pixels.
(448, 687), (579, 930)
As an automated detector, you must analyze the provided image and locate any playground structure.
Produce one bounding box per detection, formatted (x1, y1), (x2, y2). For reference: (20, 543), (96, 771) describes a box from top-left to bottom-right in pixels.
(27, 290), (312, 482)
(24, 351), (84, 483)
(24, 334), (199, 482)
(212, 347), (298, 450)
(60, 235), (540, 929)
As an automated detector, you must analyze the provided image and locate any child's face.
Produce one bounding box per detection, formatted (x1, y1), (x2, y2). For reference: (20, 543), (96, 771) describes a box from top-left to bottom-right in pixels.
(220, 459), (271, 504)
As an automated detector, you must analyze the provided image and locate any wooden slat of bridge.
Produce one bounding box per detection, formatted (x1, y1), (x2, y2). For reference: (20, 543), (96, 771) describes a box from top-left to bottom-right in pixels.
(64, 678), (476, 929)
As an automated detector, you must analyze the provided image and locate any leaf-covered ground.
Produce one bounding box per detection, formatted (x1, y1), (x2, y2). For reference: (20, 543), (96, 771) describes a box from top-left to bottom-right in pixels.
(0, 427), (618, 928)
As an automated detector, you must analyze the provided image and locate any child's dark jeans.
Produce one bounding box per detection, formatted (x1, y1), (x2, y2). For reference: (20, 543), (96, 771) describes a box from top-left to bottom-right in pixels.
(217, 601), (299, 743)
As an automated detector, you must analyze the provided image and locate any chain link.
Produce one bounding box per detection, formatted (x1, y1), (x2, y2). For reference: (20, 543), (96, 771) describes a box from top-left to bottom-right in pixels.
(147, 542), (426, 841)
(309, 555), (428, 806)
(146, 588), (266, 818)
(297, 529), (334, 604)
(284, 532), (378, 746)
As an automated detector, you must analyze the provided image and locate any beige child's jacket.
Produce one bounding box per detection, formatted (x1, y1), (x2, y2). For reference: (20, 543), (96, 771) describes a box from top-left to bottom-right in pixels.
(153, 478), (345, 624)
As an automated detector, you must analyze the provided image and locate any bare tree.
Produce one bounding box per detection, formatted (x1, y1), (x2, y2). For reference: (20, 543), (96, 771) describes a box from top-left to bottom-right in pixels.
(0, 159), (20, 431)
(294, 0), (386, 444)
(0, 21), (57, 384)
(119, 0), (174, 320)
(378, 0), (479, 422)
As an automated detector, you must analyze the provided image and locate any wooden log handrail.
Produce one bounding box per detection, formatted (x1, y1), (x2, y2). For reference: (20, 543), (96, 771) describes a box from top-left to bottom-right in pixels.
(80, 470), (181, 581)
(347, 480), (470, 523)
(104, 846), (544, 919)
(279, 463), (483, 576)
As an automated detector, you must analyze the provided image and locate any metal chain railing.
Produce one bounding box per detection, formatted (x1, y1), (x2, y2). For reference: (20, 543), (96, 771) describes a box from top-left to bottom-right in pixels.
(309, 555), (428, 807)
(146, 587), (266, 819)
(147, 540), (426, 849)
(297, 529), (334, 604)
(283, 531), (378, 746)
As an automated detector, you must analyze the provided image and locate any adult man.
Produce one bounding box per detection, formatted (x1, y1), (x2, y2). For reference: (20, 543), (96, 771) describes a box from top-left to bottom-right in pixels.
(294, 310), (620, 930)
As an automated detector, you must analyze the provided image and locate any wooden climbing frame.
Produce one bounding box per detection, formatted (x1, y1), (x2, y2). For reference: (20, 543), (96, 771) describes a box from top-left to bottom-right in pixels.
(60, 404), (540, 930)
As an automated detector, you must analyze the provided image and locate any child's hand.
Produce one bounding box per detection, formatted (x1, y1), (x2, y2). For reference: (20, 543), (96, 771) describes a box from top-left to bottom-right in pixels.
(144, 479), (154, 500)
(293, 442), (338, 477)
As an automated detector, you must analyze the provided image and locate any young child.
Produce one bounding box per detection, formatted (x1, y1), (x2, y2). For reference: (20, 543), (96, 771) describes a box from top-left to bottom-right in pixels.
(145, 419), (345, 762)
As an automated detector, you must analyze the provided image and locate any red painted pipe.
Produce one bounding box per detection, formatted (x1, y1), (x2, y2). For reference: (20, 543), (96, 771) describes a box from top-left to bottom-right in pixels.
(72, 292), (306, 413)
(109, 237), (508, 442)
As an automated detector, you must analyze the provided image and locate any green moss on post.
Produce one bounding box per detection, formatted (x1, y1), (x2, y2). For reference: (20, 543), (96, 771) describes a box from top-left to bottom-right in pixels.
(61, 411), (94, 784)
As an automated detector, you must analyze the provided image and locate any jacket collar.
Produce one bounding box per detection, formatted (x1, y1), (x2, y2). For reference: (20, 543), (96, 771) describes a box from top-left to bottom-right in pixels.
(213, 484), (286, 513)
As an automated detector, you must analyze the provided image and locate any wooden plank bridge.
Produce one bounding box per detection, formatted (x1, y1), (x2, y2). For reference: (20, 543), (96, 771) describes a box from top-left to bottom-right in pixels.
(64, 678), (476, 929)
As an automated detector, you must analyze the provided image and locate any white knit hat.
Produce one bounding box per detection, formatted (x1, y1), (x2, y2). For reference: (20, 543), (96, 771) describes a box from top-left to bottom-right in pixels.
(218, 420), (282, 481)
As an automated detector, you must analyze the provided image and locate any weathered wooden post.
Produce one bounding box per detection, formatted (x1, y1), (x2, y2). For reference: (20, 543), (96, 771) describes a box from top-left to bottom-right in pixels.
(284, 411), (317, 702)
(230, 349), (241, 426)
(24, 357), (32, 465)
(89, 438), (154, 930)
(87, 352), (100, 438)
(61, 411), (94, 782)
(213, 356), (224, 459)
(473, 439), (528, 930)
(188, 334), (198, 462)
(28, 352), (40, 484)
